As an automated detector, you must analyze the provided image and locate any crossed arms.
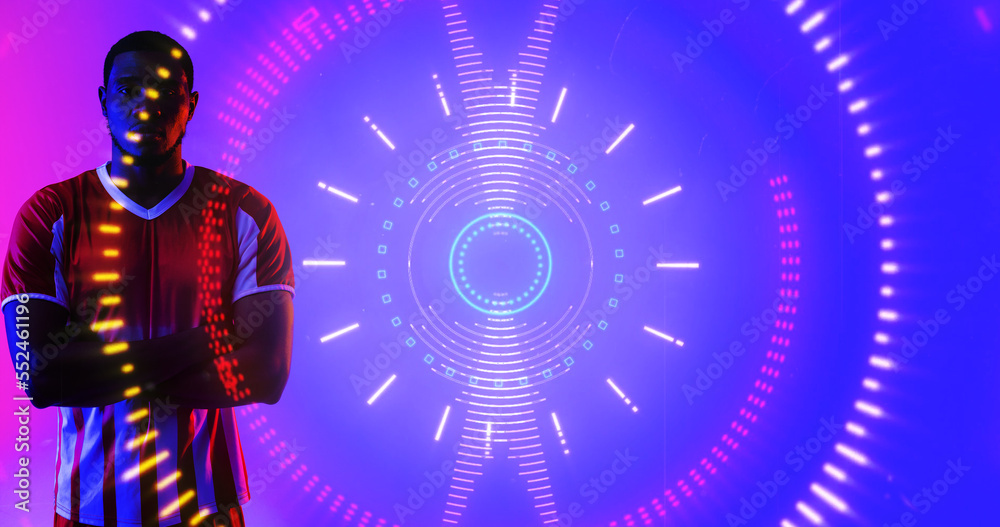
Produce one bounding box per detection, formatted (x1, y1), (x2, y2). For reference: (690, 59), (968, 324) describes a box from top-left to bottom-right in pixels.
(3, 291), (293, 409)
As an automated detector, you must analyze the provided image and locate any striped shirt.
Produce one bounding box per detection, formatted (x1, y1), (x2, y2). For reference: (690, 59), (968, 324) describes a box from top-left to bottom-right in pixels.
(2, 162), (294, 526)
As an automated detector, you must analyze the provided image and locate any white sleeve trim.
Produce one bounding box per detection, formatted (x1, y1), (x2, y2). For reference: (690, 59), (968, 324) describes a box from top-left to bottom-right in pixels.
(1, 293), (69, 310)
(232, 284), (295, 303)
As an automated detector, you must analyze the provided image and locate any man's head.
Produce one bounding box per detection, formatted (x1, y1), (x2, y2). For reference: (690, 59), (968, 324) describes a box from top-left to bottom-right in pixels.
(99, 31), (198, 168)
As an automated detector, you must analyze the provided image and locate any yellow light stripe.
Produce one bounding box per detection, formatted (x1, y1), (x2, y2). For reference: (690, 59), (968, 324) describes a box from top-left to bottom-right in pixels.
(171, 48), (183, 59)
(122, 450), (169, 481)
(103, 342), (128, 355)
(91, 319), (124, 332)
(126, 429), (158, 451)
(122, 155), (134, 166)
(190, 509), (211, 526)
(157, 67), (170, 79)
(93, 272), (121, 281)
(111, 177), (129, 188)
(99, 296), (121, 306)
(98, 224), (121, 234)
(103, 249), (120, 257)
(156, 470), (181, 491)
(123, 386), (141, 398)
(160, 489), (195, 518)
(126, 408), (149, 423)
(110, 202), (124, 210)
(121, 363), (134, 373)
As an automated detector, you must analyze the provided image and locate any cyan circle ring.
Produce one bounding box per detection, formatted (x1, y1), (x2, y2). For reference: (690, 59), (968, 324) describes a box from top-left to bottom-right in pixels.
(448, 213), (553, 316)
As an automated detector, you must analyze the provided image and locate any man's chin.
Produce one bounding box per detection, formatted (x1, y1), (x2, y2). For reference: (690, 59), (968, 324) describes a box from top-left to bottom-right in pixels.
(130, 152), (174, 167)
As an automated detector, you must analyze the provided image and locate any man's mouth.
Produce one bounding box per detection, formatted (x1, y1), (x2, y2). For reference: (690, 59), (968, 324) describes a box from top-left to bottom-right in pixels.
(126, 129), (165, 142)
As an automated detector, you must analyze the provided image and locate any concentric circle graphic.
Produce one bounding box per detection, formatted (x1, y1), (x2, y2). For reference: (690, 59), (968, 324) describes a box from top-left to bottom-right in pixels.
(382, 139), (616, 392)
(448, 212), (553, 315)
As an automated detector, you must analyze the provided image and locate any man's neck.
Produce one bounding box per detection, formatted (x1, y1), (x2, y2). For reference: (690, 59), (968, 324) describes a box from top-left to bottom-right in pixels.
(108, 152), (186, 210)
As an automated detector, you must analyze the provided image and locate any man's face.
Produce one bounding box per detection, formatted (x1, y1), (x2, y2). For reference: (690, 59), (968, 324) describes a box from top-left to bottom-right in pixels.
(100, 50), (197, 167)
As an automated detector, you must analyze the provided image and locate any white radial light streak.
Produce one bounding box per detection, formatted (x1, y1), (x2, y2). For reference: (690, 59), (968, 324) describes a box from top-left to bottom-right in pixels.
(642, 325), (685, 347)
(835, 443), (870, 465)
(433, 74), (450, 117)
(656, 262), (700, 269)
(796, 501), (823, 524)
(363, 115), (395, 150)
(320, 322), (360, 343)
(435, 405), (451, 442)
(604, 123), (635, 154)
(317, 181), (359, 203)
(551, 87), (567, 123)
(823, 463), (847, 481)
(641, 185), (682, 205)
(303, 259), (346, 267)
(606, 378), (638, 412)
(800, 11), (825, 33)
(367, 374), (397, 405)
(810, 483), (848, 512)
(552, 412), (569, 453)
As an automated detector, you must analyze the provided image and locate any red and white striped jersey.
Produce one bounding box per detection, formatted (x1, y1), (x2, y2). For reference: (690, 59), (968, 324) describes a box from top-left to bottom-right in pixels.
(2, 162), (294, 526)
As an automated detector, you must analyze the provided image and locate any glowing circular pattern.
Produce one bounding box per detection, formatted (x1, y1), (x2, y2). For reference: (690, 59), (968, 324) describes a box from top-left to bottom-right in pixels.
(376, 137), (616, 391)
(448, 212), (553, 315)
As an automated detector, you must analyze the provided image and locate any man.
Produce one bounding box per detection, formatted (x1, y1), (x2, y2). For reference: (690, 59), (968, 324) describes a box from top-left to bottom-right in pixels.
(2, 31), (295, 526)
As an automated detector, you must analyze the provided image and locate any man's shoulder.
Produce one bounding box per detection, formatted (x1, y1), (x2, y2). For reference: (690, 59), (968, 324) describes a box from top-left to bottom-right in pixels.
(17, 169), (97, 218)
(191, 166), (271, 204)
(191, 167), (279, 219)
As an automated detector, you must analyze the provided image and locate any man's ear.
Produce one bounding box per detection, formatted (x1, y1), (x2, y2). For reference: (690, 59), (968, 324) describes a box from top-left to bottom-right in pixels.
(98, 86), (107, 118)
(188, 90), (199, 121)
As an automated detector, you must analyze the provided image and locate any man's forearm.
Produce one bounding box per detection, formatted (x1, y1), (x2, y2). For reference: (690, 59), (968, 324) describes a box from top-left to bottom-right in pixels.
(151, 343), (286, 409)
(34, 324), (215, 407)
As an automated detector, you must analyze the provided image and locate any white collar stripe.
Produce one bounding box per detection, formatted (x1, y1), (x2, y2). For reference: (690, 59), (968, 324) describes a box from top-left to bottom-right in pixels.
(95, 162), (195, 220)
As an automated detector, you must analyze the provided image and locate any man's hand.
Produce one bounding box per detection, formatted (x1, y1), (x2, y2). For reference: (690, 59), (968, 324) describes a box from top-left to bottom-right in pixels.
(151, 290), (294, 408)
(3, 298), (214, 408)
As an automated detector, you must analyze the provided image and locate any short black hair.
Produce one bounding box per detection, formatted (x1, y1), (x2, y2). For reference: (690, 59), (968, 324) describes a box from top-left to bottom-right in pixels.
(104, 31), (193, 92)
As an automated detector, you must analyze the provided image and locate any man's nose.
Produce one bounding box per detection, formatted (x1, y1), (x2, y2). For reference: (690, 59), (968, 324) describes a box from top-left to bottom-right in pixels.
(134, 90), (161, 120)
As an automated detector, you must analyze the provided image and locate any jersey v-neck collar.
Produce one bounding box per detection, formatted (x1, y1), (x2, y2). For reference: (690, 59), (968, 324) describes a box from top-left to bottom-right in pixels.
(96, 161), (195, 220)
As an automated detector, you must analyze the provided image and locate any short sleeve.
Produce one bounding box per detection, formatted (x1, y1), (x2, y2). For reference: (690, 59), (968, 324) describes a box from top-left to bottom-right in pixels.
(232, 187), (295, 303)
(2, 189), (69, 310)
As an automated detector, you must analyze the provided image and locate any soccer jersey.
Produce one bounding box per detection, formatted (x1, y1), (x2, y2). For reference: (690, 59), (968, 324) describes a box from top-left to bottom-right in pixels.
(1, 162), (294, 526)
